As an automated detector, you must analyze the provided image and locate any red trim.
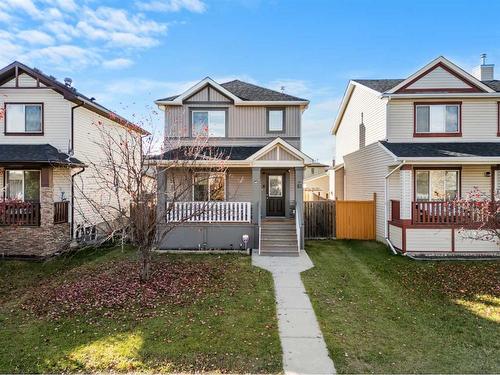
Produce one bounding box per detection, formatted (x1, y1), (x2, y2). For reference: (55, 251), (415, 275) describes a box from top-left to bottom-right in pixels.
(451, 227), (455, 252)
(396, 62), (485, 93)
(401, 164), (413, 171)
(413, 102), (462, 137)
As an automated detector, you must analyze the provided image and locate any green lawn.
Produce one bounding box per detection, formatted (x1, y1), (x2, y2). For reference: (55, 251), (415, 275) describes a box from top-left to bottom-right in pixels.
(302, 240), (500, 374)
(0, 247), (281, 373)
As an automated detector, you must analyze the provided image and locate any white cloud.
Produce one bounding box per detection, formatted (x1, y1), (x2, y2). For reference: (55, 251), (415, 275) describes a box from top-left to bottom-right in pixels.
(102, 58), (134, 69)
(18, 29), (55, 45)
(136, 0), (206, 13)
(22, 45), (100, 71)
(0, 0), (41, 18)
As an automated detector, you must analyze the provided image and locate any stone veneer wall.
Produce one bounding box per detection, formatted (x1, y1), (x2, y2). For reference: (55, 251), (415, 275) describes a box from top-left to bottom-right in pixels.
(0, 186), (71, 258)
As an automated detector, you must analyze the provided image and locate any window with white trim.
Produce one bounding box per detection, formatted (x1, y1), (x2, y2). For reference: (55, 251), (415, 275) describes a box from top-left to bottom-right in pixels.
(268, 109), (284, 132)
(6, 170), (41, 202)
(415, 170), (459, 201)
(5, 104), (42, 133)
(193, 172), (225, 201)
(192, 110), (226, 137)
(415, 104), (460, 134)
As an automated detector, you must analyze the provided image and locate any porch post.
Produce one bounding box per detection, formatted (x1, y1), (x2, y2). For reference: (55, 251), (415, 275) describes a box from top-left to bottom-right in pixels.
(251, 167), (261, 225)
(400, 165), (413, 221)
(157, 167), (167, 224)
(40, 167), (54, 227)
(295, 167), (304, 249)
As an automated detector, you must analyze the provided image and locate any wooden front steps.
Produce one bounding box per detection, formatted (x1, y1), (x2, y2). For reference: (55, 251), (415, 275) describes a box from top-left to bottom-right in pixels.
(260, 218), (299, 256)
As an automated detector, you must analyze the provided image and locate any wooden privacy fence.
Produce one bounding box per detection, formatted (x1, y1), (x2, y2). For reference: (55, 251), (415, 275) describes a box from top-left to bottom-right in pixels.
(335, 193), (376, 240)
(304, 200), (336, 239)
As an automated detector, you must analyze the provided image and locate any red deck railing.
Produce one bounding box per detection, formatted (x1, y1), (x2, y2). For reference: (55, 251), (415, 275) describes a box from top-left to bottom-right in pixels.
(0, 201), (41, 226)
(390, 200), (401, 221)
(412, 201), (494, 225)
(54, 201), (69, 224)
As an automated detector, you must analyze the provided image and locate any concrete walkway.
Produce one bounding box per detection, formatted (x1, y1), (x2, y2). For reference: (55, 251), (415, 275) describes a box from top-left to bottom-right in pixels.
(253, 251), (336, 375)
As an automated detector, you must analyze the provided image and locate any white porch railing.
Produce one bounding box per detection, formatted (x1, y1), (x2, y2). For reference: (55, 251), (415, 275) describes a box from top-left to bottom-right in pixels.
(166, 201), (252, 223)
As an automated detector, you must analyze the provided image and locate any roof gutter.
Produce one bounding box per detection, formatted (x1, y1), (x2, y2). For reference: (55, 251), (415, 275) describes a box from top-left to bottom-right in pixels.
(384, 160), (406, 254)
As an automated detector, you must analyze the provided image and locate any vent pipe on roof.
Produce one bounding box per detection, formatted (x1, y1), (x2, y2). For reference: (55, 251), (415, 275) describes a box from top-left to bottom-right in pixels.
(64, 77), (73, 87)
(473, 53), (494, 81)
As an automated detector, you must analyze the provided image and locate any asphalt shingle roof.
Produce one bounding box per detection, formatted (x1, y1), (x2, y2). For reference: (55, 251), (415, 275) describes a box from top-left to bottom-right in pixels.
(354, 78), (500, 93)
(150, 145), (264, 161)
(380, 141), (500, 158)
(0, 144), (84, 166)
(157, 80), (308, 102)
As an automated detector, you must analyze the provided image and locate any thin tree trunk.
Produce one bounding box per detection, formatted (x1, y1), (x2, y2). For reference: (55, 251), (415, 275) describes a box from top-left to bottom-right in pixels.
(139, 247), (152, 282)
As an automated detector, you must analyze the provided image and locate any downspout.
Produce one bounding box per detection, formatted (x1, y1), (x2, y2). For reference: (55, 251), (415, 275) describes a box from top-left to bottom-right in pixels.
(71, 166), (85, 240)
(384, 160), (406, 254)
(70, 101), (84, 154)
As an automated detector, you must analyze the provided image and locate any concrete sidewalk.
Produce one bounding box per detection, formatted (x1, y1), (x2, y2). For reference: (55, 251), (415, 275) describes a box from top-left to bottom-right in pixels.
(253, 251), (336, 375)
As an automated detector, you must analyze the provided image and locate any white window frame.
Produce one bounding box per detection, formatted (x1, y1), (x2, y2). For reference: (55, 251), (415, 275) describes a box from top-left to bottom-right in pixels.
(6, 169), (41, 202)
(5, 103), (43, 134)
(267, 108), (285, 133)
(415, 103), (460, 135)
(192, 172), (226, 201)
(191, 109), (226, 138)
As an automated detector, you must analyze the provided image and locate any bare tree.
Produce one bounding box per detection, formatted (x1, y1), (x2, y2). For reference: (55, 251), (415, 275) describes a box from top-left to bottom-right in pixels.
(456, 188), (500, 245)
(72, 109), (230, 281)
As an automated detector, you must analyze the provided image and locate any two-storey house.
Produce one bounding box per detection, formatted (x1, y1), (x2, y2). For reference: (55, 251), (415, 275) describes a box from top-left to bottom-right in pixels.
(332, 55), (500, 256)
(151, 78), (312, 255)
(0, 61), (149, 258)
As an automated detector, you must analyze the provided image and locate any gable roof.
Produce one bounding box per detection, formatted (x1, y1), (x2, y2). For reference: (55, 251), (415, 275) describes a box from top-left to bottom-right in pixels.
(0, 61), (150, 136)
(150, 145), (264, 161)
(0, 144), (85, 166)
(156, 77), (309, 106)
(352, 79), (405, 93)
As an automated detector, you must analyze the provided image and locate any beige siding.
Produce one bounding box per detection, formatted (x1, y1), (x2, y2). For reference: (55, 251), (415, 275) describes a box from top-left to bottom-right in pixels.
(388, 169), (401, 201)
(406, 228), (452, 252)
(259, 147), (278, 161)
(387, 99), (498, 142)
(335, 85), (387, 164)
(334, 167), (344, 200)
(210, 88), (232, 102)
(389, 224), (402, 249)
(455, 231), (499, 252)
(186, 87), (209, 102)
(227, 169), (252, 201)
(462, 165), (492, 197)
(52, 167), (71, 202)
(0, 88), (71, 150)
(73, 107), (140, 230)
(164, 104), (301, 147)
(280, 147), (300, 161)
(304, 174), (329, 200)
(343, 142), (394, 241)
(18, 74), (38, 87)
(406, 66), (471, 89)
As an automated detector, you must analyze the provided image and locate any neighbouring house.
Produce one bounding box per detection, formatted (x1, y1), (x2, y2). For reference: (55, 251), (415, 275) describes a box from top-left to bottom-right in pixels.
(304, 162), (332, 200)
(0, 61), (149, 258)
(150, 78), (312, 255)
(332, 55), (500, 256)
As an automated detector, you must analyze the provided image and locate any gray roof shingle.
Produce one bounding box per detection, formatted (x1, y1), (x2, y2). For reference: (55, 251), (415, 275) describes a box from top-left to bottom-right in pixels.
(0, 144), (84, 166)
(380, 141), (500, 158)
(157, 79), (308, 102)
(354, 78), (500, 93)
(150, 145), (264, 161)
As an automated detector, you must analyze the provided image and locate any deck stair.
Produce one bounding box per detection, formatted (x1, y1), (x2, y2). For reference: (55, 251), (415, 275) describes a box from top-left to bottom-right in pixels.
(259, 218), (299, 256)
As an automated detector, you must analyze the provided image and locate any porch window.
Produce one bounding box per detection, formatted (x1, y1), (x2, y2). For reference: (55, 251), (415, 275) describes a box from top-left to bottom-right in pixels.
(5, 103), (43, 133)
(193, 172), (225, 201)
(415, 170), (459, 201)
(6, 170), (41, 202)
(415, 104), (460, 134)
(192, 110), (226, 137)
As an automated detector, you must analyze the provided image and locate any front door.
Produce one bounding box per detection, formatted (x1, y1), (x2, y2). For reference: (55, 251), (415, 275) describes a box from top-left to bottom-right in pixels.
(266, 174), (285, 216)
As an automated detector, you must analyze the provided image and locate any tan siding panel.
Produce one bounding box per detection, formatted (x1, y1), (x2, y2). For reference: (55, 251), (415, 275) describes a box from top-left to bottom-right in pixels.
(18, 73), (38, 87)
(406, 66), (471, 89)
(455, 231), (499, 252)
(389, 224), (402, 249)
(186, 87), (209, 102)
(210, 88), (232, 102)
(406, 228), (452, 252)
(462, 165), (492, 197)
(343, 142), (394, 241)
(227, 169), (252, 201)
(0, 88), (71, 150)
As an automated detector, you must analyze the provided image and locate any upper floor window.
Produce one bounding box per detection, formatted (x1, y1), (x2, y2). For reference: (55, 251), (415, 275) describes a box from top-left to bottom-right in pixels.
(267, 108), (285, 132)
(191, 109), (226, 137)
(5, 103), (43, 134)
(415, 103), (460, 136)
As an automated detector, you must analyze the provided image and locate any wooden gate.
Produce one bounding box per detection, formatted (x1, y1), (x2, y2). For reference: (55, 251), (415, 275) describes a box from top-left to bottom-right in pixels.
(304, 200), (336, 239)
(335, 194), (376, 240)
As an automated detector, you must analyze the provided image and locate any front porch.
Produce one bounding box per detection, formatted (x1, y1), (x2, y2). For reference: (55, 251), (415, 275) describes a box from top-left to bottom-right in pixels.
(387, 163), (500, 255)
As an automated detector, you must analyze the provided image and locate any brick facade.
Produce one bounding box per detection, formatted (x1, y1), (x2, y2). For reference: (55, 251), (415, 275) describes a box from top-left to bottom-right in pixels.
(0, 185), (71, 258)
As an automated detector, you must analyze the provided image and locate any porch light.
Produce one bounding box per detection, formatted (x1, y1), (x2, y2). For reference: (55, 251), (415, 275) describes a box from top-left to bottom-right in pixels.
(485, 171), (492, 177)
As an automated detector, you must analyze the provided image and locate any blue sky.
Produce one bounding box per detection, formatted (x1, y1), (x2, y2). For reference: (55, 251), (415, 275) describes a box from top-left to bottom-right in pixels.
(1, 0), (500, 163)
